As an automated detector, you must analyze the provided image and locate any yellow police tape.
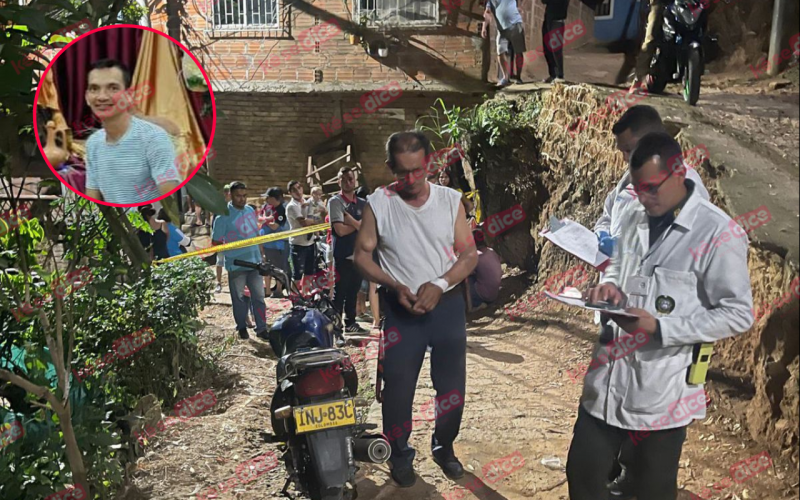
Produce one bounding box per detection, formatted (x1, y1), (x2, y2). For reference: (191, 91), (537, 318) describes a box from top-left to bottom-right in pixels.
(154, 223), (330, 265)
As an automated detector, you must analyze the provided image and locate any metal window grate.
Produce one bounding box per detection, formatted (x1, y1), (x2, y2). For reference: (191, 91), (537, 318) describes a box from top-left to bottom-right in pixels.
(355, 0), (440, 26)
(213, 0), (279, 30)
(595, 0), (613, 18)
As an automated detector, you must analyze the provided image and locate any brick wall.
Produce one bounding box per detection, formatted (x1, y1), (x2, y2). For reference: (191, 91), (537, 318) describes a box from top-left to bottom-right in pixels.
(208, 90), (483, 194)
(152, 1), (595, 91)
(153, 0), (490, 92)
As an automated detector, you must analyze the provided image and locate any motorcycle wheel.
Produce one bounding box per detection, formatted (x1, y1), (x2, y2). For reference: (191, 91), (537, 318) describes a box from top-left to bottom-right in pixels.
(684, 48), (702, 106)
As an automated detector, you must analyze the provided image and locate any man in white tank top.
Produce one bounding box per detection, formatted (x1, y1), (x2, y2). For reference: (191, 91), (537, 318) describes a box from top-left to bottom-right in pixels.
(354, 131), (478, 488)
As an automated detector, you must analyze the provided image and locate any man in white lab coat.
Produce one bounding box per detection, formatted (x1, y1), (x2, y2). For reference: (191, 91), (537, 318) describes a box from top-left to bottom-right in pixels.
(593, 105), (711, 498)
(567, 132), (754, 500)
(594, 105), (709, 256)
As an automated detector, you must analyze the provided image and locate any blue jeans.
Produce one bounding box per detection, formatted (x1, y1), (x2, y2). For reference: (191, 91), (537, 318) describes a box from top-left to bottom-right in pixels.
(228, 269), (268, 333)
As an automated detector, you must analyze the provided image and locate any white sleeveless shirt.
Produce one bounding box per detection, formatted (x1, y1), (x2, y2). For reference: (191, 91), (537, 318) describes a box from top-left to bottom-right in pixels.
(367, 183), (462, 295)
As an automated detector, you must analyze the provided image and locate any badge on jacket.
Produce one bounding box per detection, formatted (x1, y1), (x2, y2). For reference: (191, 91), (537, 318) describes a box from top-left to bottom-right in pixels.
(656, 295), (676, 315)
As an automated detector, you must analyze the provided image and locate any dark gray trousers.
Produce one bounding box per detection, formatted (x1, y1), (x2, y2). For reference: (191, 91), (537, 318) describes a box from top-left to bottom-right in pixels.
(567, 407), (687, 500)
(381, 288), (467, 468)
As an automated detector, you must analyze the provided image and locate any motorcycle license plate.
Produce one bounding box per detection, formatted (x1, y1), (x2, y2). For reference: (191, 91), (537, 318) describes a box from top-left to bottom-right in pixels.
(293, 399), (356, 434)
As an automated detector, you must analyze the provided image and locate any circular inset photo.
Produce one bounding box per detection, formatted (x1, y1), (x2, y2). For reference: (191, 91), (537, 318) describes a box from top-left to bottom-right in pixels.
(33, 24), (216, 207)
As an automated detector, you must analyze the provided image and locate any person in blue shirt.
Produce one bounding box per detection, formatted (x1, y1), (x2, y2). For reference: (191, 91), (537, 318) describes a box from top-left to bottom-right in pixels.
(259, 187), (290, 299)
(158, 208), (192, 257)
(482, 0), (527, 86)
(83, 59), (180, 204)
(211, 181), (268, 340)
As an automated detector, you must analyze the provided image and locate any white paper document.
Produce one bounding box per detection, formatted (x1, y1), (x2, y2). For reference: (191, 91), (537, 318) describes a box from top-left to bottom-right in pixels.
(540, 218), (610, 269)
(544, 291), (640, 317)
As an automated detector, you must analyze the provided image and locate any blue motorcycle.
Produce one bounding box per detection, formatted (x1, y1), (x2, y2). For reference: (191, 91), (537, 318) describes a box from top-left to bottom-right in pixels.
(233, 259), (389, 500)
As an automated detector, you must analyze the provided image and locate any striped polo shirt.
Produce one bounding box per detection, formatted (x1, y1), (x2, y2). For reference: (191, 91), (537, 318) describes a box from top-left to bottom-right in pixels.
(86, 116), (180, 204)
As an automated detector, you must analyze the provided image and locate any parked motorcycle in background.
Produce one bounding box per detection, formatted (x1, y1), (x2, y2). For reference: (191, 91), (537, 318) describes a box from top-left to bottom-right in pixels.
(647, 0), (710, 105)
(233, 259), (390, 500)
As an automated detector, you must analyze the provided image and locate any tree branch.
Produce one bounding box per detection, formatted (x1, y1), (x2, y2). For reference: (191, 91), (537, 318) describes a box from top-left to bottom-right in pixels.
(0, 368), (63, 412)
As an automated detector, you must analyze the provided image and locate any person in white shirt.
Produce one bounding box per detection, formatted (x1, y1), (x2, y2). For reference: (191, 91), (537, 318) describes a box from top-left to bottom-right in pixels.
(482, 0), (527, 85)
(593, 104), (711, 498)
(286, 180), (318, 293)
(307, 186), (328, 224)
(568, 132), (754, 500)
(595, 105), (710, 256)
(354, 131), (478, 488)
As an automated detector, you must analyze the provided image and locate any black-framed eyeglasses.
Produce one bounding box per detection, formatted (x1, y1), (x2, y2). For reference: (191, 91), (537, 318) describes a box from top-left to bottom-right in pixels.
(633, 169), (674, 196)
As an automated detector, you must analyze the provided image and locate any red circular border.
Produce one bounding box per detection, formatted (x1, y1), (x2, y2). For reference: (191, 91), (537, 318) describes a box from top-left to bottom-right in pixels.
(33, 23), (217, 208)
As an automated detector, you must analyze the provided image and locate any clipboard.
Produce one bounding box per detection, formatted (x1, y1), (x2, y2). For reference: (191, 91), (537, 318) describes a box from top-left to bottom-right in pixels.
(544, 291), (640, 317)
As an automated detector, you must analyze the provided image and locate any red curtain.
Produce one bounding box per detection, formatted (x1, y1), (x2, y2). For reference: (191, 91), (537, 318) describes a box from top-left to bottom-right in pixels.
(187, 84), (212, 144)
(54, 27), (145, 139)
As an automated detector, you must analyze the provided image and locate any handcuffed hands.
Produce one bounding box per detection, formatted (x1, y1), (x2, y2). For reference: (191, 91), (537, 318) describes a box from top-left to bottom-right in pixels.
(395, 284), (419, 314)
(413, 282), (443, 314)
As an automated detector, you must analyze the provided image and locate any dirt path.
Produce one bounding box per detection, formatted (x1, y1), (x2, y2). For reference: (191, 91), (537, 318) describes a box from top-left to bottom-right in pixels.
(128, 285), (797, 500)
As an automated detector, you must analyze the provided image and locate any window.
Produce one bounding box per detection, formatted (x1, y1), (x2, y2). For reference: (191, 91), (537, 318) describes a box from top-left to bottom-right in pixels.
(595, 0), (614, 19)
(213, 0), (279, 29)
(355, 0), (439, 27)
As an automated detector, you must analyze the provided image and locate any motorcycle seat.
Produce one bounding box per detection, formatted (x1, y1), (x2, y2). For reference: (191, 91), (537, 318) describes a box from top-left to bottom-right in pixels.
(277, 348), (349, 382)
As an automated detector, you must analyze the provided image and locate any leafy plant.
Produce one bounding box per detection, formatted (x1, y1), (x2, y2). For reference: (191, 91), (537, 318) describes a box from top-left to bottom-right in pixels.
(0, 3), (226, 497)
(417, 95), (543, 151)
(415, 97), (476, 150)
(1, 194), (215, 498)
(120, 1), (148, 24)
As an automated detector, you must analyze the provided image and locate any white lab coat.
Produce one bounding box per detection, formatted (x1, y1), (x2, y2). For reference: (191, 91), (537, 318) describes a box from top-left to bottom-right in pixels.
(592, 166), (709, 324)
(580, 183), (754, 431)
(594, 166), (710, 238)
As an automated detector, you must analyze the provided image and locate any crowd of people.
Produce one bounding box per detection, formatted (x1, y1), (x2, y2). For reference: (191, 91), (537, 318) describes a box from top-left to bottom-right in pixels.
(195, 158), (498, 340)
(135, 105), (754, 499)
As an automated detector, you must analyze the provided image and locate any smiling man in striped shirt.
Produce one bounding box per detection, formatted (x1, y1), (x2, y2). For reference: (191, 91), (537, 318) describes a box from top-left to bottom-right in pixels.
(83, 59), (180, 204)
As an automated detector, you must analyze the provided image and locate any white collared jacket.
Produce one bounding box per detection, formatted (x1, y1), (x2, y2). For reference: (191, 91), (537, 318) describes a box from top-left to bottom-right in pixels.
(581, 186), (754, 431)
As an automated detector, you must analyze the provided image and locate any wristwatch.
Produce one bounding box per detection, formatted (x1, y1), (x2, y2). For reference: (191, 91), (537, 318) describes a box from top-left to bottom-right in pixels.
(431, 278), (449, 293)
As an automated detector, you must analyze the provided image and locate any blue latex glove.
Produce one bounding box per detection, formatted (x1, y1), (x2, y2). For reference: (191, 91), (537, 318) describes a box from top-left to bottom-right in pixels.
(597, 231), (616, 257)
